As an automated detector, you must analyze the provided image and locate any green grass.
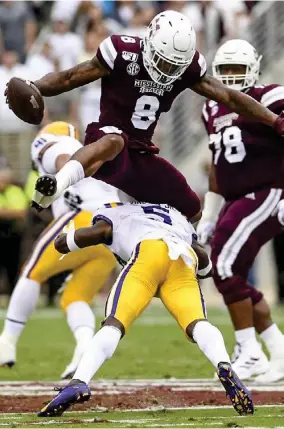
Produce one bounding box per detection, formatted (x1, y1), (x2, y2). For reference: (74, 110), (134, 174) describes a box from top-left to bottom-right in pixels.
(0, 407), (284, 428)
(0, 304), (284, 381)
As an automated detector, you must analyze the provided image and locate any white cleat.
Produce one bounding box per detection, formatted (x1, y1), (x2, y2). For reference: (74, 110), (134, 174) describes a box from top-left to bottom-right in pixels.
(0, 335), (16, 367)
(232, 346), (269, 380)
(254, 358), (284, 383)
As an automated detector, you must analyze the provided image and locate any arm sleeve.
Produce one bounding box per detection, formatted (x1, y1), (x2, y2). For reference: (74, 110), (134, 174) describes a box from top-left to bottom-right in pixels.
(201, 101), (210, 133)
(186, 51), (207, 86)
(260, 85), (284, 114)
(96, 35), (119, 72)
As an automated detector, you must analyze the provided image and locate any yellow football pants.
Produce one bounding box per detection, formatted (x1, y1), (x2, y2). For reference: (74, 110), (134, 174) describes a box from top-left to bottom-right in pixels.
(22, 210), (117, 310)
(105, 240), (206, 333)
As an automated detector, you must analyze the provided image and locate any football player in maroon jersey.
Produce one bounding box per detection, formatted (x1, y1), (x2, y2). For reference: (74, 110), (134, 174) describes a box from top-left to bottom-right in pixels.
(197, 39), (284, 382)
(6, 10), (284, 221)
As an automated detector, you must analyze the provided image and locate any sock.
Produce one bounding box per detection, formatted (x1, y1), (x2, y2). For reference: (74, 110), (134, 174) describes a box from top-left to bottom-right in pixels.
(73, 325), (122, 384)
(193, 321), (230, 369)
(235, 327), (261, 352)
(66, 301), (95, 366)
(55, 160), (85, 195)
(2, 277), (40, 345)
(260, 323), (284, 356)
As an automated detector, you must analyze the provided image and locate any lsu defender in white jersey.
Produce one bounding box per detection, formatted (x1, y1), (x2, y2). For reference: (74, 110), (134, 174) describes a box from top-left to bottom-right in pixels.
(48, 201), (253, 418)
(0, 121), (131, 380)
(92, 202), (199, 267)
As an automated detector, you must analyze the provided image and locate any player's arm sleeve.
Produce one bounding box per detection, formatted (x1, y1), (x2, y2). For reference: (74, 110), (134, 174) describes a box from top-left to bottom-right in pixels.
(260, 85), (284, 114)
(186, 51), (207, 86)
(96, 35), (119, 72)
(201, 101), (210, 134)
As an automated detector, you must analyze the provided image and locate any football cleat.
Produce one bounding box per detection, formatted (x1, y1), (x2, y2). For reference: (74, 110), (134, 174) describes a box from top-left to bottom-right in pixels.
(38, 381), (91, 417)
(232, 346), (269, 380)
(35, 175), (57, 197)
(217, 362), (254, 415)
(0, 335), (16, 367)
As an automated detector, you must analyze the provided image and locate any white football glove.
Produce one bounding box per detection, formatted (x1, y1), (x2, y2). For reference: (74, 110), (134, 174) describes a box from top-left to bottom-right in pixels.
(196, 219), (216, 245)
(277, 200), (284, 225)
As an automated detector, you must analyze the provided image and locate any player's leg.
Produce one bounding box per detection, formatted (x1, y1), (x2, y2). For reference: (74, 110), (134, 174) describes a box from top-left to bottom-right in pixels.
(160, 257), (253, 415)
(34, 127), (125, 203)
(0, 211), (77, 367)
(211, 188), (284, 379)
(60, 247), (117, 379)
(38, 240), (167, 417)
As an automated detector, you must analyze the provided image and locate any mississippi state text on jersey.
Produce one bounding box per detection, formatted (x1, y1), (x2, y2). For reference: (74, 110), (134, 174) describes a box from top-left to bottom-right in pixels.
(96, 35), (206, 150)
(202, 84), (284, 200)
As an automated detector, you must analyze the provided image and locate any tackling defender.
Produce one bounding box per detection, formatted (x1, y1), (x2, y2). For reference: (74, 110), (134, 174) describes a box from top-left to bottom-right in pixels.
(37, 201), (254, 417)
(197, 40), (284, 382)
(6, 11), (284, 217)
(0, 122), (132, 378)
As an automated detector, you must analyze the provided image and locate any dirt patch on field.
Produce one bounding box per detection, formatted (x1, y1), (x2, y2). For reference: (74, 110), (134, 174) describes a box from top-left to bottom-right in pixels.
(1, 387), (284, 413)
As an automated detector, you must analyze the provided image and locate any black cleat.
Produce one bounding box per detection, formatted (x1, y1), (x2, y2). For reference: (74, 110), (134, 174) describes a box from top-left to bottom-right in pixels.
(35, 174), (57, 197)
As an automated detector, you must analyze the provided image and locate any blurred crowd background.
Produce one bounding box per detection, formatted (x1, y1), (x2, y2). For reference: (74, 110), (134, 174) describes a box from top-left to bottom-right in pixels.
(1, 0), (284, 306)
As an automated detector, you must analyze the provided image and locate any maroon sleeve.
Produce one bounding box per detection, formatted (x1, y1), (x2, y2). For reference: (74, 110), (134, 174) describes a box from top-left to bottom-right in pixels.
(96, 35), (120, 73)
(201, 100), (210, 134)
(185, 51), (207, 86)
(260, 84), (284, 114)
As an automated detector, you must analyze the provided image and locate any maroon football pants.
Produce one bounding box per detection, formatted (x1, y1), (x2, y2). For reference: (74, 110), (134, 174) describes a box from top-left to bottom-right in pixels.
(84, 124), (200, 220)
(211, 188), (283, 305)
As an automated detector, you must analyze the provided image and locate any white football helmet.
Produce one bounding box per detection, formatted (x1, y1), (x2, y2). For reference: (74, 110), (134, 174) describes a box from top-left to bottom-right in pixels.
(212, 39), (262, 91)
(143, 10), (196, 86)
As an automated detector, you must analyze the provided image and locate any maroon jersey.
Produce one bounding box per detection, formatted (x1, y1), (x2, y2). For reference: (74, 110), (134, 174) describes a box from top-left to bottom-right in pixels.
(96, 35), (206, 152)
(202, 84), (284, 200)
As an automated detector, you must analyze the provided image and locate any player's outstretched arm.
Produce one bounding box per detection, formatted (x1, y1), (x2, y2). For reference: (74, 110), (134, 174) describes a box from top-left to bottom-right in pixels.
(54, 220), (113, 254)
(191, 75), (284, 135)
(34, 56), (109, 97)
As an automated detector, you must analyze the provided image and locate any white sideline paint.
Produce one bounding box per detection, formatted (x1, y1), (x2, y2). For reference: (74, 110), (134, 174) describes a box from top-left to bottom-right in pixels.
(1, 379), (284, 396)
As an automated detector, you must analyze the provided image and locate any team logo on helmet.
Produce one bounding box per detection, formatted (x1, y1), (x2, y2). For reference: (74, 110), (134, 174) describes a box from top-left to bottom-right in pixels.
(127, 62), (140, 76)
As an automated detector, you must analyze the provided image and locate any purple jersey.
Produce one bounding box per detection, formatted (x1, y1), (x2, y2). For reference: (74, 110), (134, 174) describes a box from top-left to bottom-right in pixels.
(96, 35), (206, 151)
(202, 84), (284, 200)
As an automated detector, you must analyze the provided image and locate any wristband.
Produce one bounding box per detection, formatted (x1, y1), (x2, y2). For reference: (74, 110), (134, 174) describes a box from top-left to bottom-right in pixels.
(66, 230), (80, 251)
(197, 259), (212, 277)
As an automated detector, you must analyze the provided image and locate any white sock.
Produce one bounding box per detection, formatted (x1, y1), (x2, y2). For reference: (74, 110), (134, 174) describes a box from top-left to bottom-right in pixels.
(193, 321), (230, 369)
(235, 327), (261, 352)
(66, 301), (95, 365)
(73, 325), (122, 384)
(55, 160), (85, 195)
(260, 323), (284, 356)
(2, 277), (40, 345)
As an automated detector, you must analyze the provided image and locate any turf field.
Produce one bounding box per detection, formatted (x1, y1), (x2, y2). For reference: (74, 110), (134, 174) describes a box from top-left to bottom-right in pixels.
(0, 302), (284, 428)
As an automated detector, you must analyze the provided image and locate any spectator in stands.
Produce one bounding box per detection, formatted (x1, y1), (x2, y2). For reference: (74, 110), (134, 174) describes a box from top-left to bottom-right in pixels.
(78, 28), (107, 134)
(0, 50), (34, 182)
(0, 156), (28, 295)
(26, 40), (59, 81)
(47, 18), (83, 71)
(0, 1), (37, 63)
(113, 1), (155, 37)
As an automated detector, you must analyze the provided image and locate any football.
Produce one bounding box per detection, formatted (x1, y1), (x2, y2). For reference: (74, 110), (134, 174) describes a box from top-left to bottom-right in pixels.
(6, 77), (44, 125)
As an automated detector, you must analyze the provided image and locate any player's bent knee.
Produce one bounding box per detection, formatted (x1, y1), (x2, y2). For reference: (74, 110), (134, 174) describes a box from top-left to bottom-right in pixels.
(214, 274), (262, 305)
(102, 134), (125, 160)
(102, 316), (125, 337)
(186, 318), (207, 341)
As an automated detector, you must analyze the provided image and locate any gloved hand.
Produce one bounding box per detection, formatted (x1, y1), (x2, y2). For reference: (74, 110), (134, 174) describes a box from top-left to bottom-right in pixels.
(196, 219), (216, 245)
(277, 200), (284, 225)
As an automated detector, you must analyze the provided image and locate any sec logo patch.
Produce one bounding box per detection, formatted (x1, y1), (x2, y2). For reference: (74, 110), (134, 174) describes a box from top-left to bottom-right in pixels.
(127, 62), (140, 76)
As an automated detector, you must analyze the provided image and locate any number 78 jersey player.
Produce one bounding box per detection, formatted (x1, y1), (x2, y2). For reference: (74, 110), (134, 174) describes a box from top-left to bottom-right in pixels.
(20, 10), (284, 220)
(197, 39), (284, 382)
